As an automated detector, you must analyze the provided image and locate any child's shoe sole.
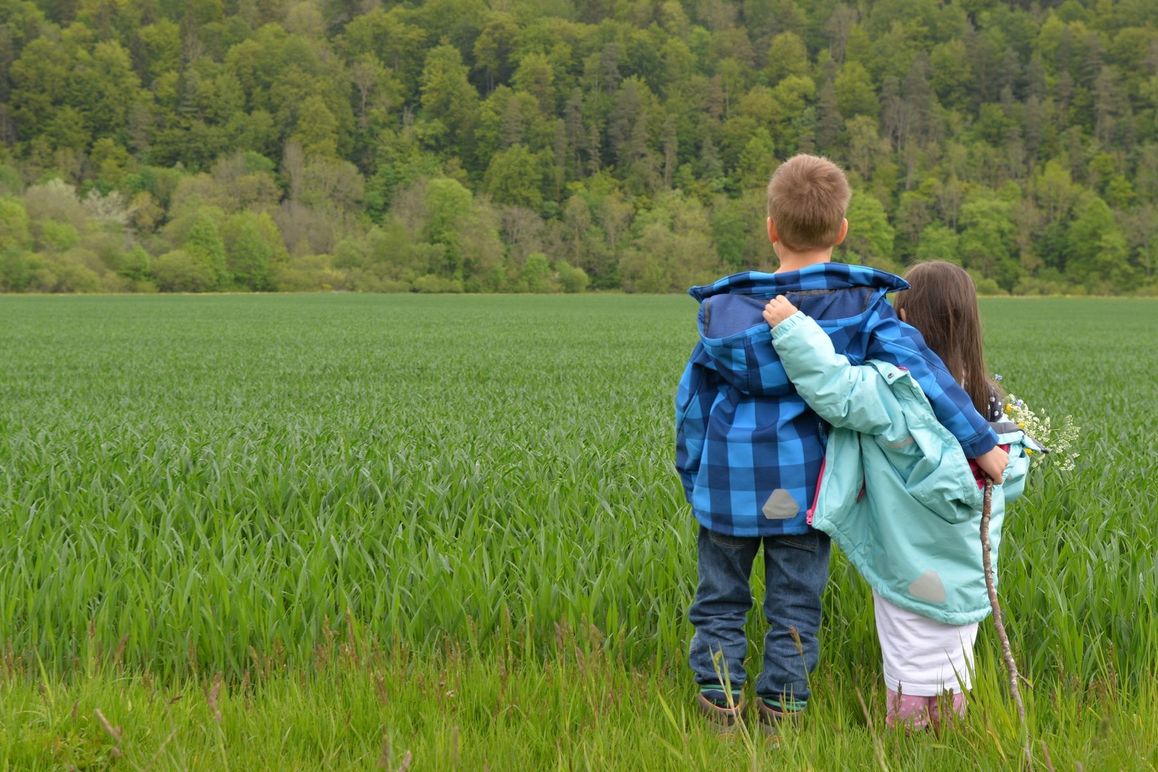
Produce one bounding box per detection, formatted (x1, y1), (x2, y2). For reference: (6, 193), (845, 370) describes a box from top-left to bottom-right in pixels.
(756, 699), (802, 736)
(696, 693), (746, 729)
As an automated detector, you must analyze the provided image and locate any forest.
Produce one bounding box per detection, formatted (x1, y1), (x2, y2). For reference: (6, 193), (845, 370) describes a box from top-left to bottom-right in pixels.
(0, 0), (1154, 294)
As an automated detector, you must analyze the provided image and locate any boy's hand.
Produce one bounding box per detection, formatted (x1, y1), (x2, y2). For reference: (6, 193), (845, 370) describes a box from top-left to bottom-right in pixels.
(975, 445), (1009, 484)
(763, 295), (799, 328)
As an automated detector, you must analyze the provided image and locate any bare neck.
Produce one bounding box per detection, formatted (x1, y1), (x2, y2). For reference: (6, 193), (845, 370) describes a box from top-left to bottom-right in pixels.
(773, 247), (834, 274)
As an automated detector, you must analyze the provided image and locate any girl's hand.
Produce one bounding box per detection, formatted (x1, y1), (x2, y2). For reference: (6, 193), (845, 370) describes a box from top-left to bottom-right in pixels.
(763, 295), (799, 328)
(975, 445), (1009, 484)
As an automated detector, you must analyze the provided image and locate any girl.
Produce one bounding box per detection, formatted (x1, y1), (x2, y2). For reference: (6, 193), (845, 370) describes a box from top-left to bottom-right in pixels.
(763, 261), (1033, 731)
(893, 261), (1005, 439)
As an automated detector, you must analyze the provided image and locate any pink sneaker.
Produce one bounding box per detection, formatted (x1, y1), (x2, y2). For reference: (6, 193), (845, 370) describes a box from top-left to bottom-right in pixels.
(885, 688), (965, 730)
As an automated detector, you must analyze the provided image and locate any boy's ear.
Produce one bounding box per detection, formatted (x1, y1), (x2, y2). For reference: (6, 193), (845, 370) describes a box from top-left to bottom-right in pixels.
(834, 218), (848, 246)
(767, 217), (778, 245)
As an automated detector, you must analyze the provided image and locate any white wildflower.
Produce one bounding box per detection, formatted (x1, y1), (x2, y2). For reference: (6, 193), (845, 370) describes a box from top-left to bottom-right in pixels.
(1002, 392), (1080, 473)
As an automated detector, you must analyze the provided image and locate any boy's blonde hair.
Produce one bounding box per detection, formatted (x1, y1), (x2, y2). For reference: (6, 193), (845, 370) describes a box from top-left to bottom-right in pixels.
(766, 154), (851, 251)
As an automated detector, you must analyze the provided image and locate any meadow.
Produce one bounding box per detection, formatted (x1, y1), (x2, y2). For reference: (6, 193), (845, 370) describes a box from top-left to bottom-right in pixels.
(0, 293), (1155, 769)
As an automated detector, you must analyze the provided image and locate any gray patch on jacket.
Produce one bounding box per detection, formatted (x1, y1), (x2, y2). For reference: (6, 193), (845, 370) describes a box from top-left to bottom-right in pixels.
(762, 489), (800, 520)
(908, 570), (947, 604)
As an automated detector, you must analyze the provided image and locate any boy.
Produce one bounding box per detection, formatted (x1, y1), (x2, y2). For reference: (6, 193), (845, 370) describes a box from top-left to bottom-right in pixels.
(675, 154), (1007, 729)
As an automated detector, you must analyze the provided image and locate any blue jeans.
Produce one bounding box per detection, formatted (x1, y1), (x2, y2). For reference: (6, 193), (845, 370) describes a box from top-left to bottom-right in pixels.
(688, 525), (831, 704)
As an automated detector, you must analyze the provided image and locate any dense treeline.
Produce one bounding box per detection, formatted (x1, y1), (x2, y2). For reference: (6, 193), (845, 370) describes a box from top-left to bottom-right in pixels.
(0, 0), (1155, 294)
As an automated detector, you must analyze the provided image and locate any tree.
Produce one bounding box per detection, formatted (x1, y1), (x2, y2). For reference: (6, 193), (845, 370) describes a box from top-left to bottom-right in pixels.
(769, 75), (816, 152)
(349, 54), (400, 132)
(223, 211), (284, 290)
(607, 77), (660, 194)
(929, 39), (971, 109)
(840, 191), (896, 270)
(419, 43), (479, 153)
(0, 251), (40, 291)
(293, 95), (340, 158)
(834, 61), (878, 119)
(181, 210), (228, 288)
(0, 196), (33, 252)
(36, 219), (80, 252)
(22, 179), (88, 231)
(512, 52), (555, 115)
(419, 176), (474, 281)
(814, 78), (841, 153)
(472, 11), (518, 93)
(619, 191), (717, 292)
(520, 252), (556, 293)
(914, 224), (960, 264)
(34, 250), (105, 293)
(9, 38), (76, 143)
(75, 40), (142, 141)
(137, 20), (182, 82)
(483, 145), (546, 212)
(364, 128), (440, 220)
(152, 250), (218, 292)
(710, 193), (748, 271)
(555, 260), (589, 293)
(765, 32), (809, 84)
(894, 184), (937, 258)
(0, 194), (39, 291)
(1093, 65), (1134, 150)
(843, 115), (885, 182)
(0, 0), (1151, 297)
(1031, 159), (1082, 246)
(735, 128), (776, 191)
(958, 192), (1019, 290)
(341, 8), (428, 95)
(1065, 194), (1134, 291)
(560, 191), (614, 288)
(290, 155), (364, 216)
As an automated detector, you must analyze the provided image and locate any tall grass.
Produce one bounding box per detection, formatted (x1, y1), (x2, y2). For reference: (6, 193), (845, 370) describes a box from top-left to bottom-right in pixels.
(0, 294), (1154, 698)
(4, 639), (1157, 770)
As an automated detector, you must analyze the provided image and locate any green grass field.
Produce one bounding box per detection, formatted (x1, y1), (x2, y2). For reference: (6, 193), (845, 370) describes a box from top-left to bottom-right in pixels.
(1, 294), (1156, 769)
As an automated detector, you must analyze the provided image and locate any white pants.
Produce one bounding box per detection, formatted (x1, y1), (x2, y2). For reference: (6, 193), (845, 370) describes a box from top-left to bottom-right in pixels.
(873, 591), (978, 697)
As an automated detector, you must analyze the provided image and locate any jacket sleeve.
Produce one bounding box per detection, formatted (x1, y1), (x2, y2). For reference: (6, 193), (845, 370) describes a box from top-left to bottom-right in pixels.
(674, 345), (710, 503)
(770, 311), (894, 435)
(864, 310), (998, 458)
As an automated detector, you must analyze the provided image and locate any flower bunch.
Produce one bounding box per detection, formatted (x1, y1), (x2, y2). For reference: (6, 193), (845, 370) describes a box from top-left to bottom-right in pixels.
(1000, 388), (1081, 473)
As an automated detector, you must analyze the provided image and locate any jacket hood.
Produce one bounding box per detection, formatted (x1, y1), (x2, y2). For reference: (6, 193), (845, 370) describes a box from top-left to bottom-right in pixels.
(689, 264), (908, 396)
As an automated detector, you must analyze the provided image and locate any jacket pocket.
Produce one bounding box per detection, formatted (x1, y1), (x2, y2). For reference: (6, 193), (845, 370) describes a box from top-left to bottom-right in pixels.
(774, 533), (822, 553)
(875, 429), (979, 525)
(707, 530), (755, 550)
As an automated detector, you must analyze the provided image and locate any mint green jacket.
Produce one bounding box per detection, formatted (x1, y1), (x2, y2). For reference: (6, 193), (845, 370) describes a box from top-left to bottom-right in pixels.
(771, 312), (1037, 625)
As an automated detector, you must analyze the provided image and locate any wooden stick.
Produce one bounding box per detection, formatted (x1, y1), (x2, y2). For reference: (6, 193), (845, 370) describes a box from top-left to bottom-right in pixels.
(980, 480), (1032, 769)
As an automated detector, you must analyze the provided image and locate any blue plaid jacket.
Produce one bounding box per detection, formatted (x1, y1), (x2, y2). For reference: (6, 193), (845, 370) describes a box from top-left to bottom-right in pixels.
(675, 264), (999, 537)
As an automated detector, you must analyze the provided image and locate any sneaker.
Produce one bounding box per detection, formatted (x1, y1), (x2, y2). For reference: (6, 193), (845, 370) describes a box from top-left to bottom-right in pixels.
(696, 688), (745, 728)
(756, 696), (804, 736)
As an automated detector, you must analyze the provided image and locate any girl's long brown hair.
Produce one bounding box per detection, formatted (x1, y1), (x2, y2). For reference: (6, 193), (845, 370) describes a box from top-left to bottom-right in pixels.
(893, 261), (995, 415)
